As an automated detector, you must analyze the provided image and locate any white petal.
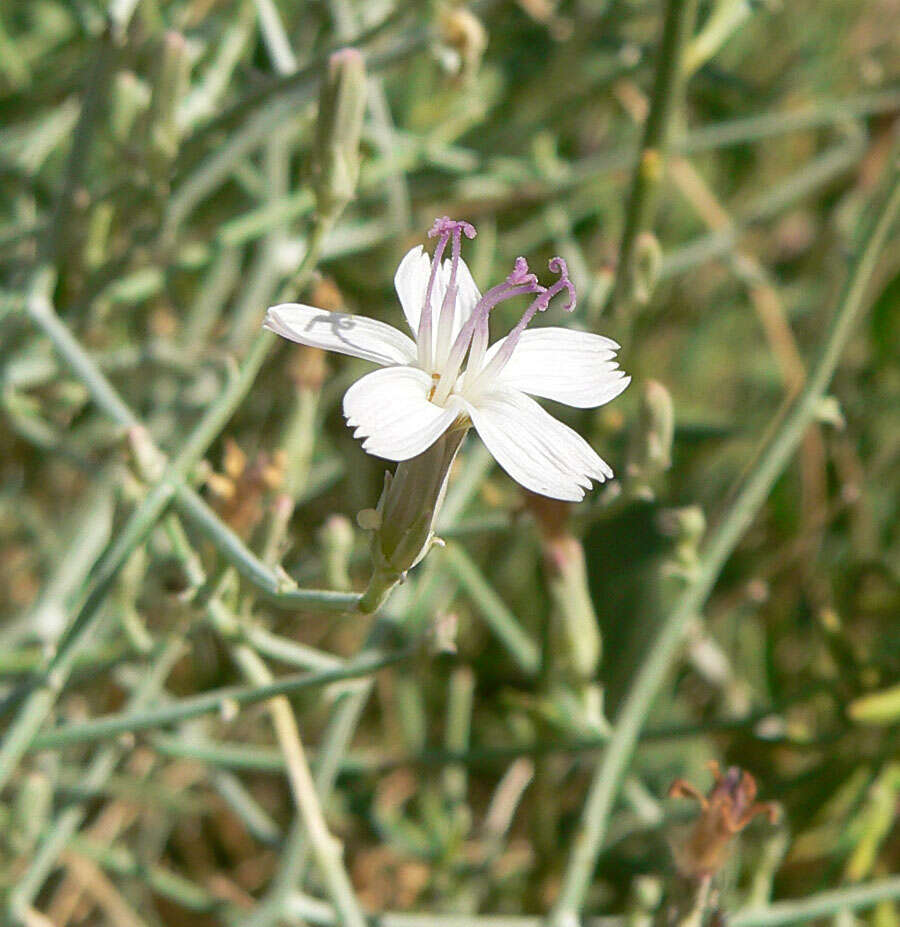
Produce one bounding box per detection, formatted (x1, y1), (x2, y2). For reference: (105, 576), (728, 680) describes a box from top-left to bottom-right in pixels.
(343, 366), (464, 461)
(450, 255), (481, 339)
(394, 246), (432, 334)
(394, 246), (481, 347)
(465, 386), (612, 501)
(265, 304), (417, 366)
(487, 327), (630, 408)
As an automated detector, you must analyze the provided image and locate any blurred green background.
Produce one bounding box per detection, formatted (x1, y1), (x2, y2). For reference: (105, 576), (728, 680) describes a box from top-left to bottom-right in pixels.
(0, 0), (898, 925)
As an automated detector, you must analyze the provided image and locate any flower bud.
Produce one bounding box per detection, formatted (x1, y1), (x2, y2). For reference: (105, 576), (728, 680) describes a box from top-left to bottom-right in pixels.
(12, 771), (53, 854)
(633, 231), (663, 304)
(148, 31), (191, 168)
(627, 379), (674, 490)
(111, 71), (150, 144)
(319, 515), (355, 591)
(526, 495), (601, 683)
(359, 422), (469, 613)
(659, 505), (706, 581)
(313, 48), (367, 220)
(437, 7), (488, 80)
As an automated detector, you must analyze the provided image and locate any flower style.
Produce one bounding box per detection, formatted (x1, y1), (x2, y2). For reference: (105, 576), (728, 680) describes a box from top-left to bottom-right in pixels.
(264, 218), (630, 501)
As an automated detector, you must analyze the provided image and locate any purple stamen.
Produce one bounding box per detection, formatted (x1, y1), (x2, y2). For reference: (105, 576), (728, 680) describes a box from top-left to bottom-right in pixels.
(431, 256), (546, 405)
(429, 216), (477, 240)
(417, 231), (449, 369)
(434, 222), (466, 366)
(507, 256), (539, 288)
(468, 257), (577, 390)
(548, 256), (576, 311)
(419, 218), (477, 370)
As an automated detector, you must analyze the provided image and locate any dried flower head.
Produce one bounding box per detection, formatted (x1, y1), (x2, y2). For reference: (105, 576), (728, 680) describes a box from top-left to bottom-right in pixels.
(668, 761), (780, 879)
(206, 439), (286, 537)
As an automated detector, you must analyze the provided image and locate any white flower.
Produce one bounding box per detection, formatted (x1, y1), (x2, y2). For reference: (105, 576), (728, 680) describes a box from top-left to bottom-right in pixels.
(264, 218), (630, 501)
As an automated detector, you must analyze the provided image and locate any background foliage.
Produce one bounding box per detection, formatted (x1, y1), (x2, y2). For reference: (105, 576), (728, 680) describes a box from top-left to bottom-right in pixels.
(0, 0), (898, 925)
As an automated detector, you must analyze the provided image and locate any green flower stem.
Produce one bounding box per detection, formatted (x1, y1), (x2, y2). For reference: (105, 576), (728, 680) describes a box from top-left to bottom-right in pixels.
(68, 836), (218, 913)
(442, 543), (540, 676)
(43, 0), (141, 267)
(276, 875), (900, 927)
(173, 486), (361, 610)
(605, 0), (700, 316)
(730, 876), (900, 927)
(22, 220), (358, 614)
(138, 707), (798, 776)
(8, 637), (186, 921)
(229, 642), (368, 927)
(0, 328), (270, 793)
(0, 220), (337, 795)
(550, 153), (900, 925)
(29, 646), (411, 751)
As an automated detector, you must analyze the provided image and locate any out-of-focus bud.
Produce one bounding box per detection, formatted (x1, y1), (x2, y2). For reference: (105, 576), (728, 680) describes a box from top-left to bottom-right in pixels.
(359, 422), (469, 613)
(319, 515), (355, 591)
(668, 762), (780, 880)
(313, 48), (367, 220)
(111, 71), (151, 144)
(633, 231), (662, 304)
(815, 395), (845, 429)
(127, 424), (167, 481)
(658, 504), (706, 579)
(527, 494), (601, 683)
(627, 379), (674, 492)
(848, 683), (900, 727)
(148, 32), (191, 169)
(627, 874), (663, 927)
(436, 6), (488, 80)
(12, 771), (53, 854)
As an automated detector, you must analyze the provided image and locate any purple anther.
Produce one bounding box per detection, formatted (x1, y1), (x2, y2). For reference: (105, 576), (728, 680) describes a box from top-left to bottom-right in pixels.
(428, 217), (477, 240)
(506, 256), (540, 289)
(547, 257), (576, 312)
(466, 258), (578, 390)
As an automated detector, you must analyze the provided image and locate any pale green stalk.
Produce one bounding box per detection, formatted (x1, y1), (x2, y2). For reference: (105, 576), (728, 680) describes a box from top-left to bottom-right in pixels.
(606, 0), (700, 315)
(0, 221), (334, 795)
(30, 646), (411, 750)
(442, 543), (540, 676)
(550, 154), (900, 924)
(8, 637), (186, 920)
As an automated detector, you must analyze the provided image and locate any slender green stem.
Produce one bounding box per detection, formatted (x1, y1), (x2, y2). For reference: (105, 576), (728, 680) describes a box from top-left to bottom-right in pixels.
(174, 486), (361, 610)
(68, 836), (218, 913)
(8, 638), (186, 920)
(607, 0), (700, 316)
(730, 876), (900, 927)
(442, 543), (540, 676)
(0, 218), (336, 794)
(550, 153), (900, 924)
(230, 643), (368, 927)
(43, 1), (139, 266)
(22, 253), (358, 615)
(29, 646), (409, 750)
(278, 875), (900, 927)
